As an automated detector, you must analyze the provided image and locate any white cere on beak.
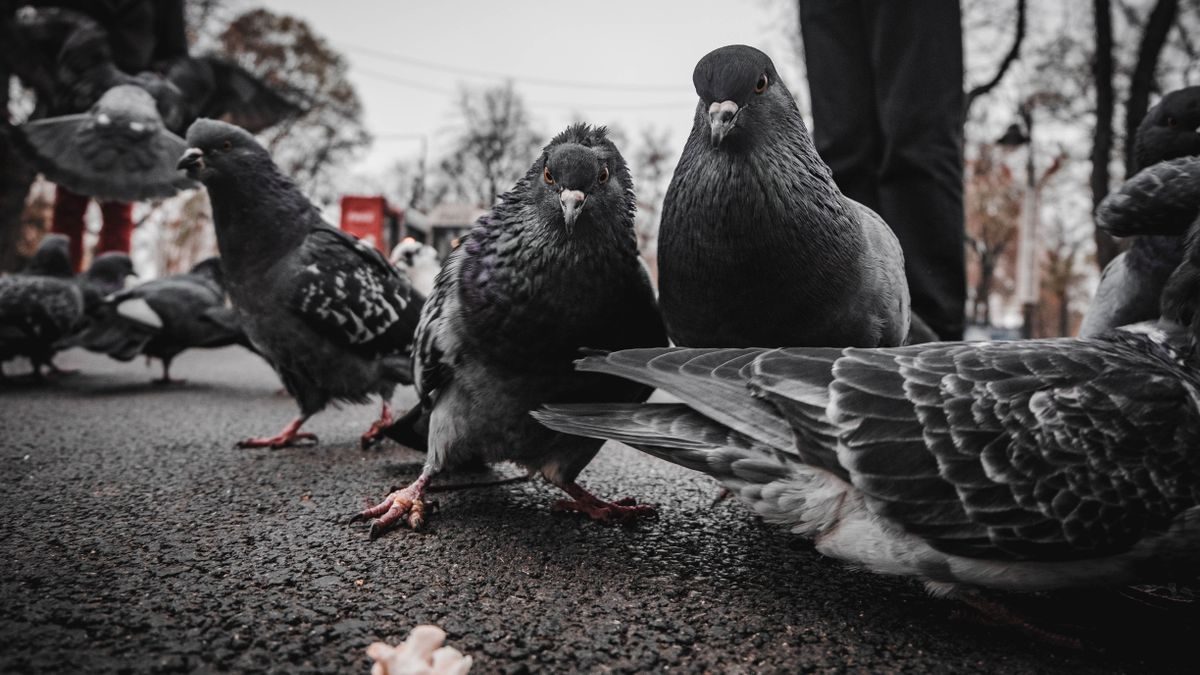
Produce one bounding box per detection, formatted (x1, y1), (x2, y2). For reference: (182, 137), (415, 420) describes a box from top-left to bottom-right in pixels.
(560, 189), (587, 229)
(129, 122), (145, 132)
(96, 114), (112, 126)
(708, 100), (740, 117)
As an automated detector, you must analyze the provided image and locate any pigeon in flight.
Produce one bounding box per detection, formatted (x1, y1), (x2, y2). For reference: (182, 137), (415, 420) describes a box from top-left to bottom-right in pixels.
(657, 44), (911, 349)
(178, 119), (422, 449)
(77, 257), (257, 384)
(354, 124), (668, 538)
(0, 251), (132, 378)
(20, 84), (196, 202)
(535, 322), (1200, 595)
(1079, 86), (1200, 337)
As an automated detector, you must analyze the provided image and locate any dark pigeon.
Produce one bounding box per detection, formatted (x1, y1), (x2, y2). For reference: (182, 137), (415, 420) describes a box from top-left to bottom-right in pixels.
(20, 84), (196, 202)
(0, 250), (132, 377)
(165, 55), (303, 135)
(21, 233), (73, 278)
(1079, 86), (1200, 337)
(352, 124), (668, 538)
(178, 119), (422, 449)
(658, 45), (911, 349)
(77, 256), (257, 383)
(534, 322), (1200, 594)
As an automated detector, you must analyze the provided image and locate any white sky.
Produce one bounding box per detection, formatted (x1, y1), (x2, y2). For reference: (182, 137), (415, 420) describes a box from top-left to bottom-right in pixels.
(257, 0), (802, 174)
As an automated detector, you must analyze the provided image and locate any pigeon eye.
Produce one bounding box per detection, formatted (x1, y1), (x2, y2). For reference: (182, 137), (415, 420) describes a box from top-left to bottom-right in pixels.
(543, 166), (554, 185)
(754, 74), (769, 94)
(222, 140), (232, 151)
(598, 166), (609, 185)
(1167, 116), (1178, 128)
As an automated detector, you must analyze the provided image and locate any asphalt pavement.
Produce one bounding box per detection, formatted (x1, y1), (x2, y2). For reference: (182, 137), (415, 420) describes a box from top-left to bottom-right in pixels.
(1, 347), (1197, 674)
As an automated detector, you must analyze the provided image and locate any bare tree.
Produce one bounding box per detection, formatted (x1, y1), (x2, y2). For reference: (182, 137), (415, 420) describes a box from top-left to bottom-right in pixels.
(631, 125), (673, 278)
(964, 0), (1028, 121)
(1091, 0), (1121, 269)
(1039, 215), (1090, 336)
(216, 9), (371, 204)
(965, 144), (1022, 326)
(436, 82), (541, 207)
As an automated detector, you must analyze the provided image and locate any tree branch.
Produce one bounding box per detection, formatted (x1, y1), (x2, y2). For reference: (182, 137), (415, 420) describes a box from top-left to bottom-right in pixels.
(964, 0), (1027, 121)
(1124, 0), (1180, 175)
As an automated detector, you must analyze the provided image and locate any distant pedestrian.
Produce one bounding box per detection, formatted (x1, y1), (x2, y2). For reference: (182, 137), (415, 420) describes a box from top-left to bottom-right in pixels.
(799, 0), (966, 340)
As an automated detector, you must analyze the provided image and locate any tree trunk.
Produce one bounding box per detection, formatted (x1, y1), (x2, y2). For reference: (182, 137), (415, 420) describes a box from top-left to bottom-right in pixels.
(1091, 0), (1120, 270)
(1124, 0), (1179, 176)
(963, 0), (1027, 122)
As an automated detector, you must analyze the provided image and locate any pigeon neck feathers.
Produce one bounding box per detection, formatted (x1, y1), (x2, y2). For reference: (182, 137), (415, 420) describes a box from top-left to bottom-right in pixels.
(206, 161), (322, 274)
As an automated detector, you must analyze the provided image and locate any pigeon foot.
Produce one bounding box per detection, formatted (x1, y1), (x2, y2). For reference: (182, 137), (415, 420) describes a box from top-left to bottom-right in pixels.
(352, 474), (432, 538)
(957, 593), (1085, 650)
(152, 376), (187, 386)
(551, 481), (656, 523)
(360, 401), (395, 450)
(237, 416), (316, 449)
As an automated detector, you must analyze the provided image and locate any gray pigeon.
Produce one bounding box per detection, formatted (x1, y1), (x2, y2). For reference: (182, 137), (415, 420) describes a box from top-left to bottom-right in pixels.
(0, 251), (132, 377)
(20, 84), (197, 202)
(77, 257), (257, 383)
(658, 45), (911, 349)
(1079, 86), (1200, 338)
(177, 119), (422, 449)
(353, 124), (668, 538)
(534, 322), (1200, 594)
(21, 233), (72, 278)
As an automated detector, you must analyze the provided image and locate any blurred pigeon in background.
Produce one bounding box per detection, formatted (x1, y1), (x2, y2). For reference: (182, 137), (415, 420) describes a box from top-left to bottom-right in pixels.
(21, 233), (73, 278)
(20, 84), (196, 201)
(535, 323), (1200, 594)
(77, 256), (256, 384)
(178, 119), (422, 449)
(389, 237), (441, 297)
(354, 124), (668, 538)
(164, 55), (303, 135)
(658, 45), (912, 349)
(0, 250), (132, 377)
(1079, 86), (1200, 337)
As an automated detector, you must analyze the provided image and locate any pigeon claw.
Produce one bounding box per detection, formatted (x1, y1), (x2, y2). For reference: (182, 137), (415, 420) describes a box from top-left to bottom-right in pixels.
(551, 495), (657, 524)
(356, 477), (431, 539)
(359, 401), (395, 450)
(236, 432), (318, 449)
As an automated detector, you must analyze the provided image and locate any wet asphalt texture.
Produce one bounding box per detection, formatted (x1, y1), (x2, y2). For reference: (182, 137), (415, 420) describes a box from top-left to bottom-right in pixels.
(1, 346), (1198, 674)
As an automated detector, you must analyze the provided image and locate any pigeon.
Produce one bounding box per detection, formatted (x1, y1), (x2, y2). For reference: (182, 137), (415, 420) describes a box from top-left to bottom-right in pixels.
(389, 237), (441, 297)
(177, 119), (422, 449)
(1079, 86), (1200, 338)
(657, 44), (911, 349)
(534, 323), (1200, 595)
(77, 256), (256, 384)
(21, 233), (73, 278)
(0, 251), (132, 377)
(20, 84), (196, 202)
(163, 55), (302, 135)
(353, 124), (668, 538)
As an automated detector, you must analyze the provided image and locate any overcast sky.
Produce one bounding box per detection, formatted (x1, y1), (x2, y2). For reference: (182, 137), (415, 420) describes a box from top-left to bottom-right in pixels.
(258, 0), (802, 174)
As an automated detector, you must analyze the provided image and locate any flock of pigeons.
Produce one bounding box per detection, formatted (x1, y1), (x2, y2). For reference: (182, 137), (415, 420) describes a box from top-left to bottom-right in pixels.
(5, 43), (1200, 618)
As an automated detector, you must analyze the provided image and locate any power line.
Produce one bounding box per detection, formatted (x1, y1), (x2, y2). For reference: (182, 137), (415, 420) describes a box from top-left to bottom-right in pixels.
(352, 66), (693, 113)
(342, 43), (679, 92)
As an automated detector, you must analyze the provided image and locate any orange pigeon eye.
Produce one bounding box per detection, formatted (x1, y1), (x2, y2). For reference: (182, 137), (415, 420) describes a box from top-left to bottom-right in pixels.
(543, 165), (554, 185)
(599, 166), (609, 184)
(222, 139), (232, 151)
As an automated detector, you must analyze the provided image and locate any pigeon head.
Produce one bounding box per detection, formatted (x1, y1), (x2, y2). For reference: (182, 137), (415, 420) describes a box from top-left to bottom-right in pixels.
(531, 124), (633, 235)
(1135, 86), (1200, 170)
(25, 233), (73, 278)
(84, 252), (135, 293)
(691, 45), (791, 148)
(178, 118), (271, 184)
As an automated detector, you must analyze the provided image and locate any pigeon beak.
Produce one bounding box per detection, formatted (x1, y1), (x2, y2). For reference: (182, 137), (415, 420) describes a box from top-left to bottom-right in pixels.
(560, 189), (586, 232)
(177, 147), (205, 173)
(709, 100), (739, 147)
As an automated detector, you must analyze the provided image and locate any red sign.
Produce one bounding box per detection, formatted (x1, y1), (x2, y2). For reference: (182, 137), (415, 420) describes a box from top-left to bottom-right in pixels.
(339, 195), (387, 252)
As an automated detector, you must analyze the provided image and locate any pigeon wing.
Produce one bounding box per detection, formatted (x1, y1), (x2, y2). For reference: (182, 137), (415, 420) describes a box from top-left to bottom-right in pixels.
(290, 227), (422, 359)
(1096, 156), (1200, 237)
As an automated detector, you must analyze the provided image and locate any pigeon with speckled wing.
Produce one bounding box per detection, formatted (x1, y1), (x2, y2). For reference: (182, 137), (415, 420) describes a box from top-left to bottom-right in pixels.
(178, 119), (422, 449)
(1079, 86), (1200, 338)
(20, 84), (196, 201)
(21, 234), (73, 278)
(77, 257), (258, 383)
(535, 323), (1200, 594)
(353, 124), (668, 538)
(658, 45), (912, 349)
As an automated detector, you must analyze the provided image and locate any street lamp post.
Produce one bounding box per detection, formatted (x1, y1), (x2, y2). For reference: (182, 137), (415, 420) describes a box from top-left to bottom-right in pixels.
(997, 103), (1038, 339)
